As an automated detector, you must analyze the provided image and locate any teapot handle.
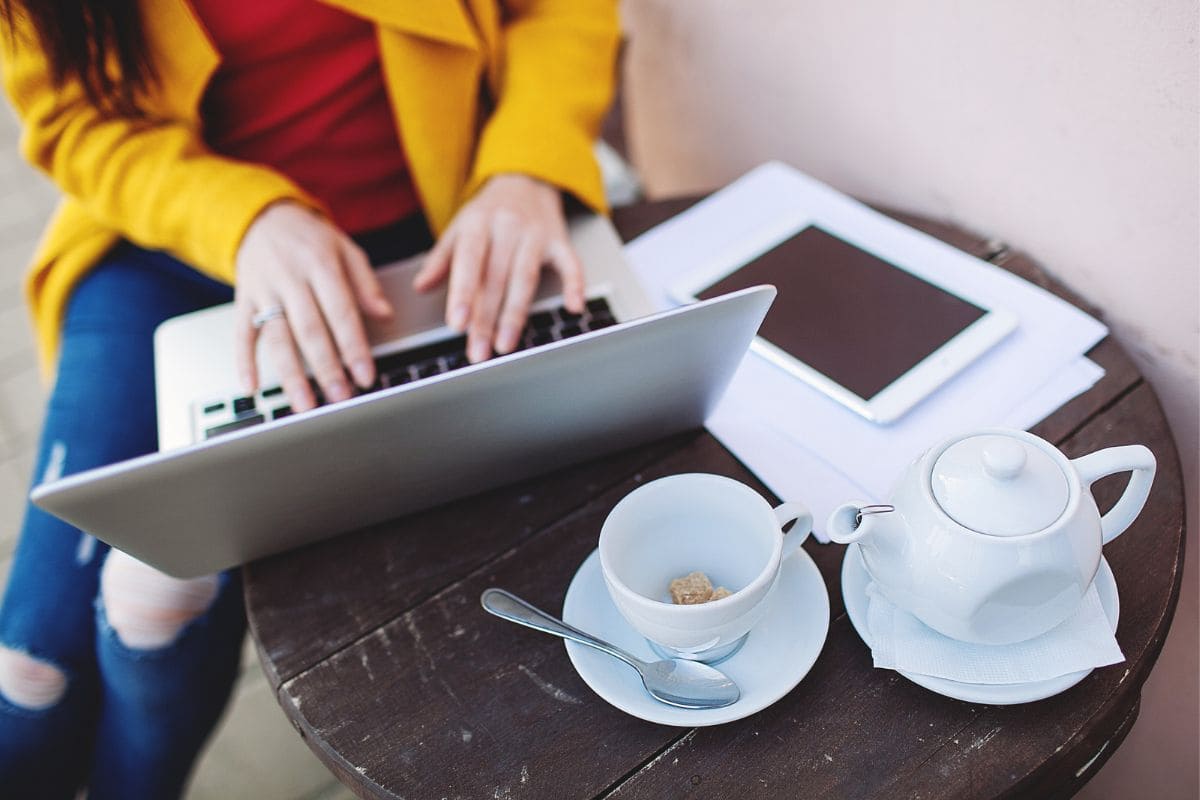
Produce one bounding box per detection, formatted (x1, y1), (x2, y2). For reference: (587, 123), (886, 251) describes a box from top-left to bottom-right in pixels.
(1071, 445), (1156, 544)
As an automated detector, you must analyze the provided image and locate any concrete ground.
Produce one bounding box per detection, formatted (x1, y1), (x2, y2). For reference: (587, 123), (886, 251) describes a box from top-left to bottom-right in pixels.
(0, 104), (350, 800)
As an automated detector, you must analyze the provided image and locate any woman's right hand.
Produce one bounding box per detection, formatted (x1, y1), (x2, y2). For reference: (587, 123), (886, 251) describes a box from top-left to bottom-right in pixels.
(234, 201), (393, 412)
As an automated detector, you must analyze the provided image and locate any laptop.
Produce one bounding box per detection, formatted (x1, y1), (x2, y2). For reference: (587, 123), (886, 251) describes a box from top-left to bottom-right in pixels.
(31, 214), (775, 578)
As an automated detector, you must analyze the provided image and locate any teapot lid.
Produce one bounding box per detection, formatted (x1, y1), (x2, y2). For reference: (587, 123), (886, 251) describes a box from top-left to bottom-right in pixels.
(931, 433), (1069, 536)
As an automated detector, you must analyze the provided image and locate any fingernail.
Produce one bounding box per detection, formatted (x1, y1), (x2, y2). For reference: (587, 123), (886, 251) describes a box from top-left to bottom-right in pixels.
(374, 296), (394, 316)
(327, 380), (352, 402)
(468, 340), (490, 363)
(448, 304), (469, 331)
(351, 360), (374, 387)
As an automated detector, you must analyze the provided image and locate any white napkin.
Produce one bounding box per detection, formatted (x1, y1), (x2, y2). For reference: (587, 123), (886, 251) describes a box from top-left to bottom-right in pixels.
(866, 583), (1124, 684)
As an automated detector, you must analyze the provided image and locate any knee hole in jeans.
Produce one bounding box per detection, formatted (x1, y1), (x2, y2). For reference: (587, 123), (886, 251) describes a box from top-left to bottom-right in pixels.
(0, 646), (67, 710)
(100, 550), (220, 650)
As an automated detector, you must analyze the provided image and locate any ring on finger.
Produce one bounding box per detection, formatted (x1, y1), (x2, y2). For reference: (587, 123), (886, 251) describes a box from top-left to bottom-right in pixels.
(251, 304), (287, 330)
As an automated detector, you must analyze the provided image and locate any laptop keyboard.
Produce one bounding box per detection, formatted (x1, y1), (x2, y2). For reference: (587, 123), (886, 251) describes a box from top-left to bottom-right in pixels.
(195, 298), (616, 441)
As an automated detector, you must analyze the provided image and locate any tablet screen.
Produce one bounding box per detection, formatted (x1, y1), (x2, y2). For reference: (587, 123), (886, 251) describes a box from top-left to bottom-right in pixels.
(696, 226), (986, 400)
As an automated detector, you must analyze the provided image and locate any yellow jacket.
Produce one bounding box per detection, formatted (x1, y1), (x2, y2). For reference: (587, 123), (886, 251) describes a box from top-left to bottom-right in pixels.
(0, 0), (618, 372)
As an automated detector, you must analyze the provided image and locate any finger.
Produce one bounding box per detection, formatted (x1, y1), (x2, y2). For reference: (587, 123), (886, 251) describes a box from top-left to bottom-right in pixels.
(280, 285), (354, 404)
(310, 265), (376, 389)
(547, 238), (586, 313)
(466, 223), (519, 363)
(339, 238), (392, 318)
(234, 300), (260, 395)
(257, 315), (316, 412)
(445, 224), (488, 332)
(412, 227), (455, 292)
(494, 235), (543, 354)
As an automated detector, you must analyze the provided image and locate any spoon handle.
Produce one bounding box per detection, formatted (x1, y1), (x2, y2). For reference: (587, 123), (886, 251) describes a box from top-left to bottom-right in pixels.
(480, 588), (640, 669)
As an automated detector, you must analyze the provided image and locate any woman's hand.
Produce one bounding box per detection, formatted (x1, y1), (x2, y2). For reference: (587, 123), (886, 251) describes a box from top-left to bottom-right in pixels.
(234, 201), (393, 411)
(412, 174), (585, 362)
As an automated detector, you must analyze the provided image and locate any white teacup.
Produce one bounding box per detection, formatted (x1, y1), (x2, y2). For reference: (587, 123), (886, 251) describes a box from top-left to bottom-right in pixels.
(598, 473), (812, 663)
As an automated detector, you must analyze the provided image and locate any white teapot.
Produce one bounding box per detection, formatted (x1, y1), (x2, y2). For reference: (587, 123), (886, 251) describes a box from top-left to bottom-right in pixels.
(828, 428), (1155, 645)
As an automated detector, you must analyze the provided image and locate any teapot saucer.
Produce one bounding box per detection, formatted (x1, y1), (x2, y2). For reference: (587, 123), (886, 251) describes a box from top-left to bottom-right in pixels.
(561, 547), (829, 726)
(841, 543), (1119, 705)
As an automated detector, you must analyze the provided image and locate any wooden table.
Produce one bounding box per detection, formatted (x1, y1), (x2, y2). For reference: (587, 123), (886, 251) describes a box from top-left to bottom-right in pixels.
(244, 198), (1185, 800)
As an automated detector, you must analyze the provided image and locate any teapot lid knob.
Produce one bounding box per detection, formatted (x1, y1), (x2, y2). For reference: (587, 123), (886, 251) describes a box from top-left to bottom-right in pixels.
(982, 439), (1027, 481)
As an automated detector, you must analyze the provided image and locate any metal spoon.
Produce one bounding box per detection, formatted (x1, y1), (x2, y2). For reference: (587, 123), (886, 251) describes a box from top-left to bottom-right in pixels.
(480, 588), (740, 710)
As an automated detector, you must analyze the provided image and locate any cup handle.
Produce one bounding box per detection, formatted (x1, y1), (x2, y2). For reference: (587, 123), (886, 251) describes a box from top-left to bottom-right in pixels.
(1071, 445), (1156, 544)
(775, 501), (813, 558)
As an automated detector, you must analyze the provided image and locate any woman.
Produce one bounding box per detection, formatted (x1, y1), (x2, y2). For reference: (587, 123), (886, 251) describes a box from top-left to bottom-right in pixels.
(0, 1), (617, 797)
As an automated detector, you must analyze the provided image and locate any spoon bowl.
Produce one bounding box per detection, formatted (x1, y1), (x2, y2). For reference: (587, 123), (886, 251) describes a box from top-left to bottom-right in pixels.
(636, 657), (741, 709)
(481, 588), (740, 710)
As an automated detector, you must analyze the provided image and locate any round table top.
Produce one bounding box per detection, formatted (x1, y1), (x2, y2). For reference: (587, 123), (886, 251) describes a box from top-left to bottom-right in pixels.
(243, 198), (1185, 800)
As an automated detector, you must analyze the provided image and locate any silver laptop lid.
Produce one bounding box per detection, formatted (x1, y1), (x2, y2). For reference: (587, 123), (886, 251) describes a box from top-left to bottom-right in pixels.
(32, 286), (775, 578)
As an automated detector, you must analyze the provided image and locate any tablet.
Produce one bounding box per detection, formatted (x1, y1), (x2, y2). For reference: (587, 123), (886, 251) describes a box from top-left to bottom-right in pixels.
(670, 225), (1016, 423)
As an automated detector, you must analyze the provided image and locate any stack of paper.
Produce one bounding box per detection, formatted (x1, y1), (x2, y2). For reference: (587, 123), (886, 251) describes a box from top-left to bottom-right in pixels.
(625, 163), (1108, 539)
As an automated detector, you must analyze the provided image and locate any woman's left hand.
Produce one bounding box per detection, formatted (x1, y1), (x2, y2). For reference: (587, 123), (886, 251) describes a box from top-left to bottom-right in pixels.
(412, 174), (585, 362)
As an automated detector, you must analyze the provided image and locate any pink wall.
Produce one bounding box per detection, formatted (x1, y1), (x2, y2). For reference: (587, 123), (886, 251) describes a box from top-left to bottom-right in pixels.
(620, 1), (1198, 796)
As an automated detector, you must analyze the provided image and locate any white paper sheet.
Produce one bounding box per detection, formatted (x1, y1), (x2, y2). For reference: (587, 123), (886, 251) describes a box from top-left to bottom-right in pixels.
(625, 163), (1108, 539)
(1003, 357), (1106, 431)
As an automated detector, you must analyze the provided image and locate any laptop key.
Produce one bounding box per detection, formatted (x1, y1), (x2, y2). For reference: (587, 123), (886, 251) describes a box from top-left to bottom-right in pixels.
(232, 396), (256, 414)
(529, 311), (554, 331)
(261, 386), (284, 398)
(205, 413), (265, 440)
(272, 406), (293, 420)
(414, 360), (441, 379)
(382, 369), (412, 388)
(559, 324), (583, 339)
(443, 352), (469, 371)
(202, 401), (225, 414)
(585, 313), (616, 331)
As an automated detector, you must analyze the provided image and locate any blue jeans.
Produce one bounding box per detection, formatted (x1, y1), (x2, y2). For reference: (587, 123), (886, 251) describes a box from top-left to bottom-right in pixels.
(0, 218), (431, 799)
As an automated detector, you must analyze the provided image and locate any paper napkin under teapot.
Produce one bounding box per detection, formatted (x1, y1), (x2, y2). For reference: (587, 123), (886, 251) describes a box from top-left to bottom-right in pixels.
(866, 583), (1125, 684)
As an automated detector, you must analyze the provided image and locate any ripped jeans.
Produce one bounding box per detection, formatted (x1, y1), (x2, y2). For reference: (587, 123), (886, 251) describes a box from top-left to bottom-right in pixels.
(0, 244), (245, 799)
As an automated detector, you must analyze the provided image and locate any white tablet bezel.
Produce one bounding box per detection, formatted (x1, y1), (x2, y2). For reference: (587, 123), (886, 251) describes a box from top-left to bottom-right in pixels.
(667, 211), (1017, 424)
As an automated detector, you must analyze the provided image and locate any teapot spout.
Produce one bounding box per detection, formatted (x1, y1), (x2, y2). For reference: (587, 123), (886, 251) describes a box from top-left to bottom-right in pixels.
(827, 502), (892, 544)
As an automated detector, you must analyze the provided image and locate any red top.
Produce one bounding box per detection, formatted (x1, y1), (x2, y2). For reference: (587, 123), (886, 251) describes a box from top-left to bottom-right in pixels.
(190, 0), (418, 234)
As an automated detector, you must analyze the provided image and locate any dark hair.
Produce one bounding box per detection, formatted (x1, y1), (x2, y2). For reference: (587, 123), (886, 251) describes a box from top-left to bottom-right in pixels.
(1, 0), (155, 116)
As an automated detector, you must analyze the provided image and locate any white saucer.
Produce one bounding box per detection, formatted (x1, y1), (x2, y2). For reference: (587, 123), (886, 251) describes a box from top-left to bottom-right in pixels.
(841, 543), (1120, 705)
(562, 547), (830, 726)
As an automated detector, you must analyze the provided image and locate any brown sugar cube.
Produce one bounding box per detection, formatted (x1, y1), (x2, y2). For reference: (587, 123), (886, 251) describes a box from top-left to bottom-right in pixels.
(669, 571), (714, 604)
(711, 587), (732, 600)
